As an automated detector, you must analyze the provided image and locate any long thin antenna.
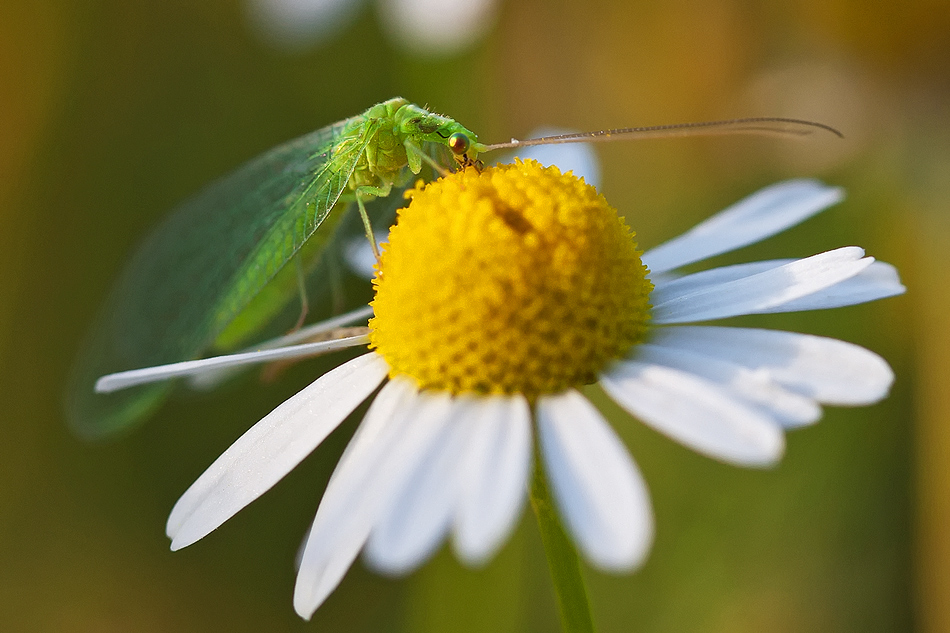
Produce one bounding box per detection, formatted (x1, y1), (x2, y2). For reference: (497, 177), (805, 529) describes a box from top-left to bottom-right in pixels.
(478, 117), (843, 152)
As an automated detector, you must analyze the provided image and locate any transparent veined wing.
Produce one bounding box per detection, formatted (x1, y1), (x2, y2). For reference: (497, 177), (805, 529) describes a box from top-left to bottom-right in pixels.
(68, 116), (381, 439)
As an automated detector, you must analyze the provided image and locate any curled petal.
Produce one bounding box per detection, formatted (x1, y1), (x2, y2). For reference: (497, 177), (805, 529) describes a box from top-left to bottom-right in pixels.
(601, 360), (785, 467)
(651, 247), (873, 324)
(647, 326), (895, 405)
(632, 343), (821, 428)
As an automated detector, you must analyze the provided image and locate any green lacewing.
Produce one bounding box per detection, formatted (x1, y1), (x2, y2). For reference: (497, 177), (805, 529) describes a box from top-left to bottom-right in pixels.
(67, 96), (840, 439)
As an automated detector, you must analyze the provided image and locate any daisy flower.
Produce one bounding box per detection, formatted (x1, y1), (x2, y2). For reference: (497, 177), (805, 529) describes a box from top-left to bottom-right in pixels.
(99, 160), (904, 620)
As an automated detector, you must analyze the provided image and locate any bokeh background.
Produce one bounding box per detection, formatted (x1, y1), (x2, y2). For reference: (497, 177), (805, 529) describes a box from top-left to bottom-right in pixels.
(1, 0), (945, 630)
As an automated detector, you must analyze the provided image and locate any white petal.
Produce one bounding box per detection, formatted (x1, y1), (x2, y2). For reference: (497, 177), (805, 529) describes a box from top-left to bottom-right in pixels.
(294, 379), (449, 619)
(262, 305), (375, 347)
(600, 361), (785, 466)
(97, 334), (369, 393)
(756, 261), (906, 312)
(651, 247), (873, 324)
(650, 259), (791, 294)
(651, 259), (904, 314)
(642, 180), (844, 274)
(379, 0), (498, 55)
(188, 305), (375, 390)
(499, 128), (601, 188)
(633, 343), (820, 428)
(293, 378), (414, 618)
(536, 391), (653, 570)
(364, 395), (473, 574)
(647, 326), (895, 405)
(166, 353), (388, 550)
(452, 394), (532, 565)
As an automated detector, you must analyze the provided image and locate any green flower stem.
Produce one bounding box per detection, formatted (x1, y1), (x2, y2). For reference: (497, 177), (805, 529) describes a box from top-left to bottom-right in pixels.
(530, 449), (596, 633)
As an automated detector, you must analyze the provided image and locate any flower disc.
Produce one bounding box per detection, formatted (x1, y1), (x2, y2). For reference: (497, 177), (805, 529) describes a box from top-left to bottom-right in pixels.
(370, 159), (652, 398)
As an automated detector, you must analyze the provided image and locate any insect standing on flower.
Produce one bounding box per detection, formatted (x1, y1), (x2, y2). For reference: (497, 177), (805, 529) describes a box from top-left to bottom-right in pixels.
(68, 96), (840, 439)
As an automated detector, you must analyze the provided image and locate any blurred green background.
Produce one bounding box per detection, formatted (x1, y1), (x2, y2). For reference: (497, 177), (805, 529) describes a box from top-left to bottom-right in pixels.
(1, 0), (944, 630)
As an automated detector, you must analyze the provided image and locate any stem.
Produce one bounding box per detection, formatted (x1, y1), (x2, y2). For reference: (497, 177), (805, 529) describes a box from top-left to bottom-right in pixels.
(530, 450), (596, 633)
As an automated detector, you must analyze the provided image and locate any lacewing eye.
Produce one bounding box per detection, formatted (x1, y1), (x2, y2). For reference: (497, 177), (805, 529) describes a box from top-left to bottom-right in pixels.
(449, 132), (471, 155)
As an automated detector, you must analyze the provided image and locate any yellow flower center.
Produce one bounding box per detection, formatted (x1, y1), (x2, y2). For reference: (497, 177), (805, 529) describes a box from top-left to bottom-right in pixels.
(369, 159), (652, 398)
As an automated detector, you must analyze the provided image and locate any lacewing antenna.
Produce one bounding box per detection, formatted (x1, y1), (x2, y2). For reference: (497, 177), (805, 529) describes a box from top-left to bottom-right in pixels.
(479, 117), (843, 152)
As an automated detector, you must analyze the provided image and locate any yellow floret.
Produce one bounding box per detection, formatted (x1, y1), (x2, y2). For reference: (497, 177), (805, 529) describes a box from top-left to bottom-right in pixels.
(369, 159), (652, 398)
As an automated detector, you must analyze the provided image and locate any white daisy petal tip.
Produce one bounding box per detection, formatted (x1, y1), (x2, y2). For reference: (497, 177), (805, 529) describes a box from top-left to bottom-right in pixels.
(730, 427), (785, 468)
(831, 346), (895, 406)
(168, 536), (189, 552)
(594, 522), (655, 573)
(293, 587), (321, 621)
